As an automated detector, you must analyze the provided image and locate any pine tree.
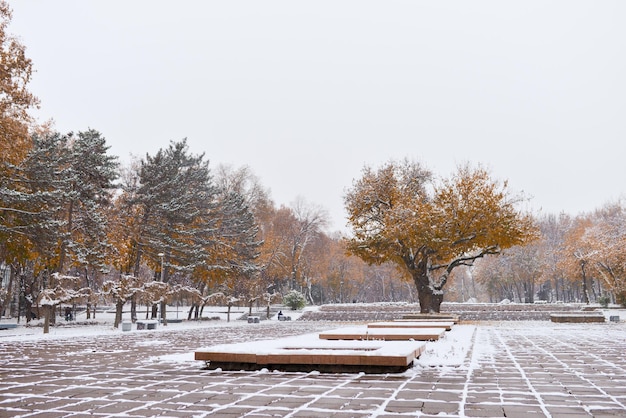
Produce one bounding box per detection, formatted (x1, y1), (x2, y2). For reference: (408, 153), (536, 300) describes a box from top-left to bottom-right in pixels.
(57, 129), (119, 275)
(200, 189), (262, 300)
(131, 139), (214, 274)
(2, 133), (69, 261)
(124, 139), (215, 322)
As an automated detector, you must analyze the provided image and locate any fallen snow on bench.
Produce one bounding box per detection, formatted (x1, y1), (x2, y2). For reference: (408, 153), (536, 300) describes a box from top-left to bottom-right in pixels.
(197, 332), (421, 353)
(319, 325), (446, 340)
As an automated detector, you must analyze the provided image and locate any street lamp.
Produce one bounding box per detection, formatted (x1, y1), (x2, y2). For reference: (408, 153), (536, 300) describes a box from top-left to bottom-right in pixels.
(158, 252), (167, 323)
(158, 253), (164, 281)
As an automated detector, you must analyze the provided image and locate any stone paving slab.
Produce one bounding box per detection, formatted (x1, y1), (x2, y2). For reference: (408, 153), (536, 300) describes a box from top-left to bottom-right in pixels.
(0, 320), (625, 417)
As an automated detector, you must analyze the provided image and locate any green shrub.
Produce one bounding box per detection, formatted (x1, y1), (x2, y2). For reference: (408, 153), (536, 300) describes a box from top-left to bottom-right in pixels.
(598, 295), (610, 308)
(617, 291), (626, 308)
(283, 290), (306, 310)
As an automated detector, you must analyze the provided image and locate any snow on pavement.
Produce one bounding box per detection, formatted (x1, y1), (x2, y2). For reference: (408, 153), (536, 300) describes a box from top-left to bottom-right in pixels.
(1, 310), (625, 417)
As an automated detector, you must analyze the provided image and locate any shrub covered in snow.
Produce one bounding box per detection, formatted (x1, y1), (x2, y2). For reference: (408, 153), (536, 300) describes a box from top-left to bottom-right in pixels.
(283, 290), (306, 310)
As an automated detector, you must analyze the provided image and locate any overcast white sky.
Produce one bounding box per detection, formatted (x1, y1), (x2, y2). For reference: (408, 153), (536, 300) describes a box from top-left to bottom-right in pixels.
(9, 1), (626, 231)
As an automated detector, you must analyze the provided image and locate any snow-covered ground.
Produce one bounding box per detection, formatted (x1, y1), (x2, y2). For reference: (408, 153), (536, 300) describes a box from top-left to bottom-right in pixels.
(1, 306), (625, 417)
(0, 305), (478, 369)
(0, 305), (314, 341)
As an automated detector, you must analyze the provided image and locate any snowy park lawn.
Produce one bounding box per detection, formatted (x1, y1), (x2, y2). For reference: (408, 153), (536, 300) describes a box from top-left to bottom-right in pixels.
(0, 305), (310, 340)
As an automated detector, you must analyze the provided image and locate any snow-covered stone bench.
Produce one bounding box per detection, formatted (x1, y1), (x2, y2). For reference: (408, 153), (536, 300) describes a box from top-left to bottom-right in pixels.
(369, 320), (454, 331)
(550, 313), (605, 323)
(401, 313), (460, 323)
(136, 320), (158, 330)
(319, 326), (445, 341)
(0, 323), (17, 330)
(158, 318), (183, 324)
(195, 333), (427, 373)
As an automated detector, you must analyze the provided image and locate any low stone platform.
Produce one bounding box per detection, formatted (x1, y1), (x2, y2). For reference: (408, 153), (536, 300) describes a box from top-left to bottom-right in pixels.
(298, 302), (593, 321)
(402, 313), (460, 323)
(195, 334), (427, 373)
(550, 313), (606, 323)
(136, 319), (158, 329)
(368, 320), (454, 331)
(319, 326), (446, 341)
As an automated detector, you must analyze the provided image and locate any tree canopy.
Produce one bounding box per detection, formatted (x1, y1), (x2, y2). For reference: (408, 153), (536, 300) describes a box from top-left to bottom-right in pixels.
(344, 160), (537, 312)
(0, 1), (38, 165)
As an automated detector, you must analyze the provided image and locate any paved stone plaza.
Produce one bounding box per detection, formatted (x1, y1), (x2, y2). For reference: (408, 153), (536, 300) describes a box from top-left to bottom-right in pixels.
(1, 320), (625, 417)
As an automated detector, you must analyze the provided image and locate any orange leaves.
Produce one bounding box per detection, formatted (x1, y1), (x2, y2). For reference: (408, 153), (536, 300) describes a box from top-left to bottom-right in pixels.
(345, 160), (537, 275)
(345, 160), (538, 311)
(559, 203), (626, 295)
(0, 1), (38, 165)
(432, 164), (537, 262)
(344, 160), (433, 265)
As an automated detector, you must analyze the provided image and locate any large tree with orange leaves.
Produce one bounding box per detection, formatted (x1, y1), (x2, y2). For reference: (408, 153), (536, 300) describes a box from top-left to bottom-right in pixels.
(0, 1), (38, 165)
(344, 160), (537, 313)
(0, 1), (39, 254)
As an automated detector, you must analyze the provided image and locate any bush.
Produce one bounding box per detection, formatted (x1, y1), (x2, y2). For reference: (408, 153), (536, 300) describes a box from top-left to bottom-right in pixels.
(598, 295), (610, 308)
(283, 290), (306, 310)
(616, 291), (626, 308)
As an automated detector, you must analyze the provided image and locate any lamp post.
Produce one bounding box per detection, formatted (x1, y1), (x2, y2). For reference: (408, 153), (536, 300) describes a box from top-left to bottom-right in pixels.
(158, 253), (164, 281)
(157, 252), (167, 325)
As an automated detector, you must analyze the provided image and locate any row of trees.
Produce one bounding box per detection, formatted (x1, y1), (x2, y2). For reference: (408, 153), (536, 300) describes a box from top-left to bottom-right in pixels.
(472, 205), (626, 306)
(0, 3), (395, 328)
(0, 2), (402, 325)
(343, 159), (626, 310)
(0, 129), (376, 328)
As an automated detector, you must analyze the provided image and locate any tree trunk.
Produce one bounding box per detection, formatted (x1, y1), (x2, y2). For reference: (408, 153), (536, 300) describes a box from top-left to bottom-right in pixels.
(581, 261), (590, 304)
(1, 266), (15, 318)
(43, 305), (51, 334)
(131, 295), (137, 323)
(554, 277), (560, 302)
(58, 199), (74, 274)
(114, 301), (123, 328)
(160, 301), (167, 326)
(23, 293), (33, 324)
(523, 282), (529, 303)
(417, 287), (443, 313)
(49, 304), (57, 325)
(412, 272), (443, 313)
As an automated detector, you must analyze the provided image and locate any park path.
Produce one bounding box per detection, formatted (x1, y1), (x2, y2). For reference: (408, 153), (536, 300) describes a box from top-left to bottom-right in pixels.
(1, 320), (625, 417)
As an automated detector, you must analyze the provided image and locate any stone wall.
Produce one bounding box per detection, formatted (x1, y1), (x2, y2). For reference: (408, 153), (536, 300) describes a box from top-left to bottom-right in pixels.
(298, 302), (590, 322)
